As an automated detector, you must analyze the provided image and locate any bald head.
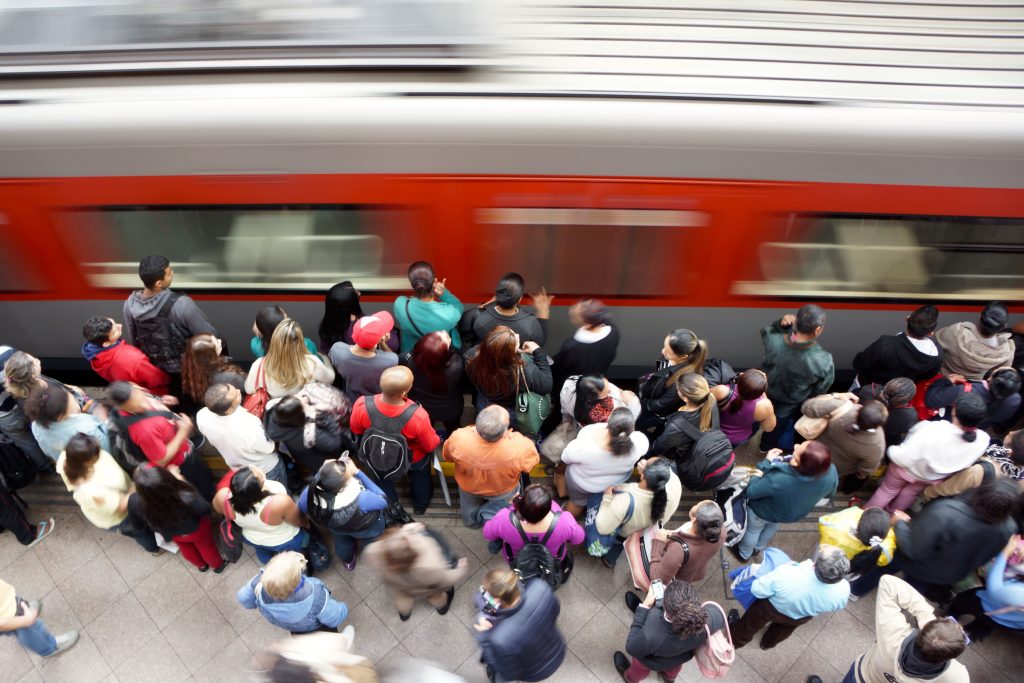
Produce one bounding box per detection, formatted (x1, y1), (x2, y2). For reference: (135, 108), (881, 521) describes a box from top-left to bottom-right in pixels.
(380, 365), (414, 401)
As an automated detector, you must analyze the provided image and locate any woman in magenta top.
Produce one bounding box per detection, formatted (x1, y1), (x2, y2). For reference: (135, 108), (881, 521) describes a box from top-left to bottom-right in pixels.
(711, 369), (776, 447)
(483, 484), (584, 563)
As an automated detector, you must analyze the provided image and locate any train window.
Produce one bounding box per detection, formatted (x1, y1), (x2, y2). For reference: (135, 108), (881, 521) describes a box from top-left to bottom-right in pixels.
(0, 212), (46, 291)
(732, 213), (1024, 301)
(474, 208), (707, 296)
(55, 205), (418, 291)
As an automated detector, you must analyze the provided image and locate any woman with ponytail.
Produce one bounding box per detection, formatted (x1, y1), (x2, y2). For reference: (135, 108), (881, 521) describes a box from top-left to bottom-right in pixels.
(636, 329), (709, 438)
(856, 377), (918, 447)
(595, 457), (682, 568)
(711, 368), (776, 447)
(296, 457), (388, 571)
(866, 392), (990, 513)
(640, 501), (725, 596)
(213, 465), (307, 564)
(818, 506), (896, 577)
(561, 408), (648, 517)
(652, 373), (718, 468)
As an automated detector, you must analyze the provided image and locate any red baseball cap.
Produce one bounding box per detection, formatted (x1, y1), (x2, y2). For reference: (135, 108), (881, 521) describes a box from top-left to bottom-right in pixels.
(352, 311), (394, 349)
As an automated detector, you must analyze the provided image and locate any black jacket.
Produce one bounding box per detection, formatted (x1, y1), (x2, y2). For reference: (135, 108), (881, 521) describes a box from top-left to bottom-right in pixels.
(638, 363), (689, 420)
(264, 412), (353, 479)
(551, 326), (620, 387)
(400, 351), (465, 424)
(895, 496), (1016, 586)
(461, 304), (548, 348)
(925, 377), (1022, 434)
(653, 405), (719, 467)
(477, 579), (566, 682)
(626, 602), (724, 671)
(853, 333), (943, 385)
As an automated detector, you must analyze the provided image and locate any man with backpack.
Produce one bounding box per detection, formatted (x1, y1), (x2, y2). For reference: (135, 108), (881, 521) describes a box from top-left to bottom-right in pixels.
(443, 405), (539, 528)
(122, 255), (217, 377)
(349, 366), (440, 514)
(107, 381), (215, 500)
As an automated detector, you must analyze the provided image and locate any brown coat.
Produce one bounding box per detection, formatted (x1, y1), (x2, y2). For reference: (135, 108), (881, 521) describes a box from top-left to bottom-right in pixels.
(363, 524), (468, 613)
(803, 395), (886, 478)
(649, 526), (726, 585)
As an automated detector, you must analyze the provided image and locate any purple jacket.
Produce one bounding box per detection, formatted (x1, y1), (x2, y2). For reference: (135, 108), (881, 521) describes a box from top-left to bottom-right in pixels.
(483, 502), (585, 561)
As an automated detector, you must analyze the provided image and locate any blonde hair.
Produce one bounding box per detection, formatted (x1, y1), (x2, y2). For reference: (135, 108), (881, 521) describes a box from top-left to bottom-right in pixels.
(264, 319), (314, 390)
(678, 373), (714, 431)
(3, 352), (40, 399)
(261, 551), (307, 600)
(483, 567), (521, 606)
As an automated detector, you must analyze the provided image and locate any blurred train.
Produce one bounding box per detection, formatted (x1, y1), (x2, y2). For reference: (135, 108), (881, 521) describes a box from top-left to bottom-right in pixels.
(1, 2), (1023, 376)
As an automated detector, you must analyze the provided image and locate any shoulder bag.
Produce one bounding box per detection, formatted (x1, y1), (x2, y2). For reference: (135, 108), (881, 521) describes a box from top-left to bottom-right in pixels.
(795, 397), (855, 440)
(694, 600), (735, 678)
(243, 359), (271, 419)
(515, 363), (551, 437)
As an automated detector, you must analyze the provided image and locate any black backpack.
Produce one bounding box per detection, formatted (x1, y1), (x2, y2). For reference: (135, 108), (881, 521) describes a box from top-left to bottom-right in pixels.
(107, 409), (169, 475)
(358, 399), (418, 481)
(133, 291), (186, 373)
(672, 416), (735, 492)
(508, 512), (566, 590)
(0, 432), (36, 491)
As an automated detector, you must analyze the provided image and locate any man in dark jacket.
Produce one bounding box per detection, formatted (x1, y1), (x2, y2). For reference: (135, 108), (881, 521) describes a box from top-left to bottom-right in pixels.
(851, 481), (1019, 600)
(461, 272), (553, 347)
(614, 580), (725, 682)
(925, 368), (1021, 436)
(0, 345), (51, 472)
(853, 305), (943, 386)
(474, 568), (565, 683)
(760, 305), (834, 452)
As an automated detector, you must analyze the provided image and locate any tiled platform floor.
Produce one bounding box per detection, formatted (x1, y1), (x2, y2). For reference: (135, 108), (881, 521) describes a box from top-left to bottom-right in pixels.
(2, 475), (1021, 683)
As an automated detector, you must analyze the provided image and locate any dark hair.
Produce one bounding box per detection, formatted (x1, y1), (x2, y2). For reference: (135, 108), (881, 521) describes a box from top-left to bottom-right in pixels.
(407, 261), (435, 297)
(576, 299), (611, 327)
(307, 460), (348, 525)
(318, 281), (364, 350)
(107, 380), (134, 406)
(411, 331), (456, 393)
(665, 329), (708, 387)
(465, 326), (523, 397)
(514, 484), (553, 524)
(229, 467), (272, 516)
(643, 457), (673, 524)
(906, 305), (939, 339)
(989, 368), (1021, 400)
(82, 316), (114, 345)
(795, 441), (832, 477)
(729, 369), (767, 415)
(138, 255), (170, 289)
(573, 375), (607, 426)
(606, 408), (637, 456)
(662, 582), (707, 636)
(211, 370), (246, 393)
(204, 384), (235, 415)
(693, 501), (724, 544)
(23, 384), (69, 427)
(968, 481), (1016, 524)
(132, 465), (201, 532)
(255, 306), (288, 355)
(953, 392), (986, 441)
(849, 507), (891, 575)
(979, 301), (1009, 336)
(795, 304), (826, 334)
(855, 400), (889, 432)
(62, 432), (101, 483)
(1010, 431), (1024, 466)
(881, 377), (916, 408)
(270, 396), (306, 428)
(916, 618), (967, 664)
(495, 272), (525, 309)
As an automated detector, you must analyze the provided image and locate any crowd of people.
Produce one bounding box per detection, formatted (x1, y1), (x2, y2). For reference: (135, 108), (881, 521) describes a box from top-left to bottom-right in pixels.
(1, 254), (1023, 683)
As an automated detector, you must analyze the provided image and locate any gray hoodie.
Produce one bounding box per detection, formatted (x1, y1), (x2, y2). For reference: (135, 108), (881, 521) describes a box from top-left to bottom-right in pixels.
(122, 289), (216, 372)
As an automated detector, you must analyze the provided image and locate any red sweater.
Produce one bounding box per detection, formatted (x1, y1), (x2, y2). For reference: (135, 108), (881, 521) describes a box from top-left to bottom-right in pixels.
(90, 342), (170, 396)
(349, 396), (440, 463)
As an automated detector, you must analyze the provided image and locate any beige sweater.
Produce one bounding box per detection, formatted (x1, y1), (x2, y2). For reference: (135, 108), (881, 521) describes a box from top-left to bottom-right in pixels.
(363, 524), (467, 599)
(852, 575), (969, 683)
(595, 475), (682, 538)
(802, 395), (886, 478)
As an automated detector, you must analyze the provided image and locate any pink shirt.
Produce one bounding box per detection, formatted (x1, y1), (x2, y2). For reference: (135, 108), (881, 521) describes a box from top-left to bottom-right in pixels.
(482, 502), (585, 561)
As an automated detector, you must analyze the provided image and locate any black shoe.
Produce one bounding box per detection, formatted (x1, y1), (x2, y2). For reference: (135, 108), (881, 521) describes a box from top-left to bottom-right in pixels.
(624, 591), (641, 613)
(728, 608), (740, 625)
(437, 587), (455, 616)
(726, 544), (750, 564)
(197, 564), (210, 573)
(806, 677), (823, 683)
(758, 633), (774, 651)
(213, 563), (227, 574)
(413, 506), (427, 515)
(398, 611), (412, 622)
(612, 651), (630, 681)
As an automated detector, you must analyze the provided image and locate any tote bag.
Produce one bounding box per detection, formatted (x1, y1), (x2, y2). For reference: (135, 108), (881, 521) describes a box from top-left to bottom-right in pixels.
(694, 601), (735, 678)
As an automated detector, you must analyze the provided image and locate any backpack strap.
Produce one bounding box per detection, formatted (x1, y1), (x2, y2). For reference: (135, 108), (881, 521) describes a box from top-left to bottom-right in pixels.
(673, 413), (707, 443)
(670, 535), (690, 566)
(365, 397), (420, 431)
(121, 409), (173, 427)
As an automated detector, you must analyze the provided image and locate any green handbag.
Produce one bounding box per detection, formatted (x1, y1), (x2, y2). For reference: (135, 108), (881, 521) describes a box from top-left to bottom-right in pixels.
(515, 364), (552, 436)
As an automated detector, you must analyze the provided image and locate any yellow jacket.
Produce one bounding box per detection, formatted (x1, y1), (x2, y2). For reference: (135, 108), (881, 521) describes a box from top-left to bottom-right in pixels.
(818, 506), (896, 567)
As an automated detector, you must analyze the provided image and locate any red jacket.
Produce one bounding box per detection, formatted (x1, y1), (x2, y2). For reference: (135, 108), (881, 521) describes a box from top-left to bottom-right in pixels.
(88, 341), (170, 395)
(349, 395), (440, 463)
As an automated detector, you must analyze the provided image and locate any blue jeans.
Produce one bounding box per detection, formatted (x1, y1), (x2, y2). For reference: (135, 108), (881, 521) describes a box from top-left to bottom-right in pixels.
(331, 516), (386, 563)
(739, 507), (779, 560)
(759, 413), (796, 452)
(262, 459), (288, 489)
(377, 456), (433, 511)
(459, 488), (517, 529)
(247, 529), (309, 565)
(3, 618), (57, 656)
(603, 534), (627, 566)
(841, 662), (857, 683)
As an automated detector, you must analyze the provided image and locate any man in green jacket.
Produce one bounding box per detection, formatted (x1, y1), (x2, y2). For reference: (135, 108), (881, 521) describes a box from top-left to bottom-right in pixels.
(759, 305), (834, 452)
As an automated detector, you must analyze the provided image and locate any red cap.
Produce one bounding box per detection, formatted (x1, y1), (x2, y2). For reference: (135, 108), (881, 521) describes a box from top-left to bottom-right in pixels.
(352, 311), (394, 349)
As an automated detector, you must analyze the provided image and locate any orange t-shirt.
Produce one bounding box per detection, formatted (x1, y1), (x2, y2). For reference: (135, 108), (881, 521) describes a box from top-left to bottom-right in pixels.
(442, 427), (539, 497)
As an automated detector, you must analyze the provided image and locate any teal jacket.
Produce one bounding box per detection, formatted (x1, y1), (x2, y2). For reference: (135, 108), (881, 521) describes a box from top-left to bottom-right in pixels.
(393, 290), (464, 353)
(746, 459), (837, 523)
(760, 319), (834, 418)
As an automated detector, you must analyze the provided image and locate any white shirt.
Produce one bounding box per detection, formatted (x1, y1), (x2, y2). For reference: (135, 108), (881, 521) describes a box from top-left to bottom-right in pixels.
(196, 407), (280, 474)
(904, 333), (939, 357)
(561, 423), (648, 492)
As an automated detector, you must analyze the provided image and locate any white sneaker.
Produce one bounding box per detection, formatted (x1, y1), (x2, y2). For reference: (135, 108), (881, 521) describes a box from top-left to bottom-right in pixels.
(45, 630), (79, 657)
(27, 519), (55, 548)
(339, 625), (355, 650)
